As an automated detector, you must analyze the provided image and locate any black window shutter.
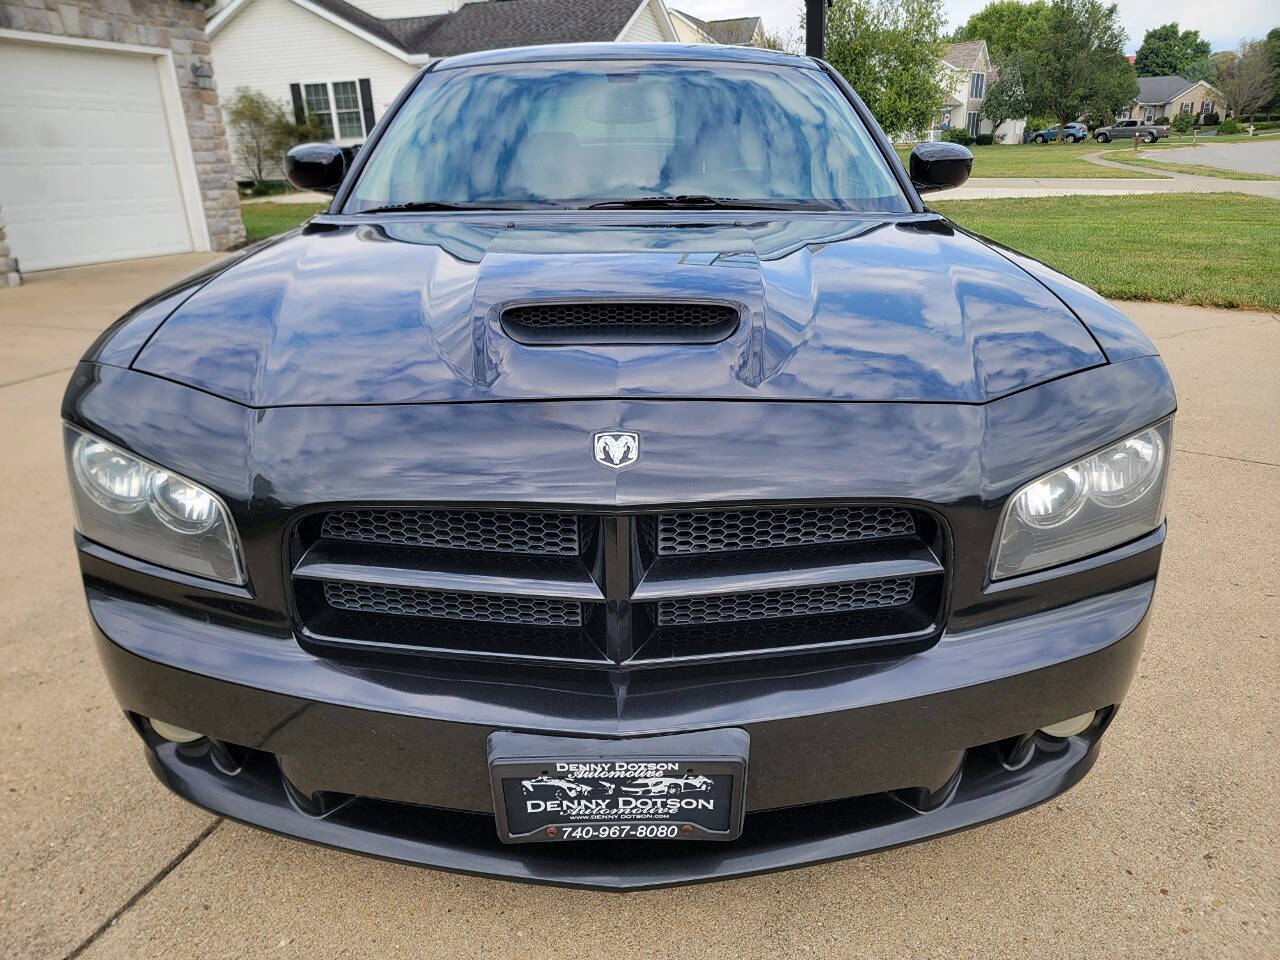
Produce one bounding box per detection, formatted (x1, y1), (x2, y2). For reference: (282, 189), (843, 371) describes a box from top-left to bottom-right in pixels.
(358, 78), (375, 135)
(289, 83), (305, 125)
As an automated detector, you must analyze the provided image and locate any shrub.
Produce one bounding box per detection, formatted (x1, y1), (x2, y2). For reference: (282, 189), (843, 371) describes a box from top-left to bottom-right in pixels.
(1216, 117), (1242, 135)
(1172, 113), (1194, 133)
(975, 133), (994, 145)
(246, 181), (293, 197)
(1154, 116), (1170, 124)
(1203, 111), (1220, 126)
(227, 87), (332, 189)
(942, 127), (975, 146)
(1252, 120), (1280, 131)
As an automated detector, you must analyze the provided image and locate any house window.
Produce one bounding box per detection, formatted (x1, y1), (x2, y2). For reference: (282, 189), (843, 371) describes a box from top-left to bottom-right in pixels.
(969, 73), (985, 99)
(967, 111), (980, 137)
(301, 81), (366, 140)
(303, 83), (334, 137)
(332, 81), (364, 138)
(1202, 100), (1214, 116)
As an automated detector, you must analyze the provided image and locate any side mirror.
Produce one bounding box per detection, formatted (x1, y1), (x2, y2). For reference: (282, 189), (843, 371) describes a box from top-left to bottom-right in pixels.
(284, 142), (346, 193)
(908, 141), (973, 194)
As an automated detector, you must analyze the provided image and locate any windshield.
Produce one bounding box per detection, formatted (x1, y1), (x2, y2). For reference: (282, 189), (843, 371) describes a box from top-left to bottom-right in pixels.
(346, 60), (909, 213)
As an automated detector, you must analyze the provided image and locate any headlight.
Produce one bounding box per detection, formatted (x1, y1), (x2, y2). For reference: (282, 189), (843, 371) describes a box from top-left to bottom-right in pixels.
(64, 426), (245, 584)
(993, 419), (1172, 579)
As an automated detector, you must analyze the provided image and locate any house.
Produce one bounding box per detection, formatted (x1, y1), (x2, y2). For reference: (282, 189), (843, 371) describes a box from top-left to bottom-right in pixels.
(0, 0), (244, 283)
(207, 0), (681, 180)
(936, 40), (1025, 143)
(669, 9), (766, 46)
(1126, 76), (1221, 122)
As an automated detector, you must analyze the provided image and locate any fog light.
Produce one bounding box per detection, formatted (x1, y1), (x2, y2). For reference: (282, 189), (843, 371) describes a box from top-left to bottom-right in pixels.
(149, 718), (204, 743)
(1039, 711), (1096, 738)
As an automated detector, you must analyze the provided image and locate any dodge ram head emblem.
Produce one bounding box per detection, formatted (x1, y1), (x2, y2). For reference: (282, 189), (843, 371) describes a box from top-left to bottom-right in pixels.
(593, 431), (640, 469)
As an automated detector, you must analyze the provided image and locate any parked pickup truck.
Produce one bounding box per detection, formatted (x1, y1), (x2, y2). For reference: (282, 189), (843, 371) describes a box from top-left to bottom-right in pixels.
(1093, 118), (1170, 143)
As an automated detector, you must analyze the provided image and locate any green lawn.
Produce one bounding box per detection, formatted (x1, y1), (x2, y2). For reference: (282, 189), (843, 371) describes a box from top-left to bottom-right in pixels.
(241, 202), (327, 241)
(894, 142), (1164, 179)
(894, 133), (1280, 180)
(933, 193), (1280, 311)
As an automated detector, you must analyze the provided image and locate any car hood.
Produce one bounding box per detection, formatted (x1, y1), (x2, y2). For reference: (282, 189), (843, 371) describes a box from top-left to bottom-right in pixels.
(132, 213), (1105, 406)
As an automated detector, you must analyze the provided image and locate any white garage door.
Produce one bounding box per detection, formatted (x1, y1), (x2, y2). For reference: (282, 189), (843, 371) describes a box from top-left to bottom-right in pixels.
(0, 40), (199, 271)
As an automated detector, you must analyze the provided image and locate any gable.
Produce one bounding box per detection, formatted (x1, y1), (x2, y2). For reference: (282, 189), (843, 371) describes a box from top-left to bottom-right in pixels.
(210, 0), (428, 62)
(211, 0), (420, 110)
(210, 0), (658, 58)
(620, 1), (672, 42)
(1176, 80), (1219, 101)
(943, 40), (986, 72)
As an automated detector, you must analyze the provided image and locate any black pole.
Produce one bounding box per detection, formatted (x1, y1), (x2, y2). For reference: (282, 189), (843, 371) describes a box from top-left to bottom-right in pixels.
(806, 0), (826, 58)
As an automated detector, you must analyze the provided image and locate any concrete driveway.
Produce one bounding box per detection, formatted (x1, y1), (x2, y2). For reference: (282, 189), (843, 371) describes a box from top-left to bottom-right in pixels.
(3, 255), (1277, 960)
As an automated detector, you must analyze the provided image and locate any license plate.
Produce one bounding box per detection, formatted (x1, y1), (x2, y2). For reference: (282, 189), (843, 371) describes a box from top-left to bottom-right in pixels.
(488, 729), (748, 843)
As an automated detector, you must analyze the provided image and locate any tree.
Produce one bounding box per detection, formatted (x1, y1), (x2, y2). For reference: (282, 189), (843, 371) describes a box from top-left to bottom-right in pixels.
(951, 1), (1052, 62)
(227, 88), (291, 187)
(980, 60), (1031, 134)
(1015, 0), (1137, 141)
(1134, 23), (1211, 77)
(1216, 39), (1274, 119)
(227, 88), (330, 188)
(819, 0), (949, 139)
(1265, 28), (1280, 111)
(1210, 50), (1237, 76)
(758, 27), (801, 54)
(1180, 57), (1219, 84)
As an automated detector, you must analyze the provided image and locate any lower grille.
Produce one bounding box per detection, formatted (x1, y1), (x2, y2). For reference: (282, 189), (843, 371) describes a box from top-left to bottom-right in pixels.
(323, 581), (583, 627)
(657, 578), (915, 626)
(292, 504), (946, 669)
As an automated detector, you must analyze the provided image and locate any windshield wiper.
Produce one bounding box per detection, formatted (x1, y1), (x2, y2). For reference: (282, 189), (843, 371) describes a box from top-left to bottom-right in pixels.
(583, 195), (824, 211)
(355, 201), (534, 213)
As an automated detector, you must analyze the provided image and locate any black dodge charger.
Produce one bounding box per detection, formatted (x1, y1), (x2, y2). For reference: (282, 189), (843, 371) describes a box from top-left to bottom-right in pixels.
(64, 44), (1175, 889)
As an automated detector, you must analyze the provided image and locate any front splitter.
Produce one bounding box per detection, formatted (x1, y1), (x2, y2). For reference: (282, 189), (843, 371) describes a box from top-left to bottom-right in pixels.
(143, 730), (1102, 891)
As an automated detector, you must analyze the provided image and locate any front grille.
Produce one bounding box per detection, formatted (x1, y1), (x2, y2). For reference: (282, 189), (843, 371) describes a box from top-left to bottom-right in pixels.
(322, 509), (579, 556)
(292, 505), (945, 668)
(654, 505), (915, 555)
(657, 578), (915, 626)
(500, 301), (740, 344)
(324, 581), (583, 627)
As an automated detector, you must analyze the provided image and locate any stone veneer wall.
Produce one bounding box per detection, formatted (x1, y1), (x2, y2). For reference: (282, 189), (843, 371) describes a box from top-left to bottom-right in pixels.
(0, 0), (246, 267)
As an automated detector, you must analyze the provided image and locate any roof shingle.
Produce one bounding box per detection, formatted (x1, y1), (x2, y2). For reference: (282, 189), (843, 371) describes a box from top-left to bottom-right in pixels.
(1135, 75), (1194, 105)
(672, 10), (761, 45)
(943, 40), (985, 71)
(306, 0), (646, 56)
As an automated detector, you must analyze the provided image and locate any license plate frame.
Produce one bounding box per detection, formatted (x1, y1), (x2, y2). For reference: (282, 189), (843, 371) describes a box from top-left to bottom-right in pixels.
(488, 729), (749, 844)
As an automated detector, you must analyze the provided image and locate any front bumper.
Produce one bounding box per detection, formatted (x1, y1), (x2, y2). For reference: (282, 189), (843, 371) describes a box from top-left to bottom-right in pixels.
(91, 573), (1154, 890)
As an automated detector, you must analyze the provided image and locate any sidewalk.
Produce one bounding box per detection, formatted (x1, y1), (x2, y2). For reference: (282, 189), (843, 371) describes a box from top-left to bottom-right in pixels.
(240, 191), (331, 205)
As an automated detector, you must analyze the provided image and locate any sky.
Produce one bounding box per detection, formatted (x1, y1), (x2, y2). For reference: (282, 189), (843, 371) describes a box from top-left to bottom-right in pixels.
(672, 0), (1272, 55)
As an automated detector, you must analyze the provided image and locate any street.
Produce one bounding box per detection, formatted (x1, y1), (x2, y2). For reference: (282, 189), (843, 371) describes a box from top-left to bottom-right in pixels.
(1146, 139), (1280, 176)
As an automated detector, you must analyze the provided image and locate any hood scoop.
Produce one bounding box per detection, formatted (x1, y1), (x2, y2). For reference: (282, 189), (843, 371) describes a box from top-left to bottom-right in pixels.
(499, 300), (742, 345)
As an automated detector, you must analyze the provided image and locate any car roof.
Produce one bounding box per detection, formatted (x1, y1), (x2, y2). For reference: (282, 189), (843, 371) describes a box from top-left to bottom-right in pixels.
(433, 41), (818, 72)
